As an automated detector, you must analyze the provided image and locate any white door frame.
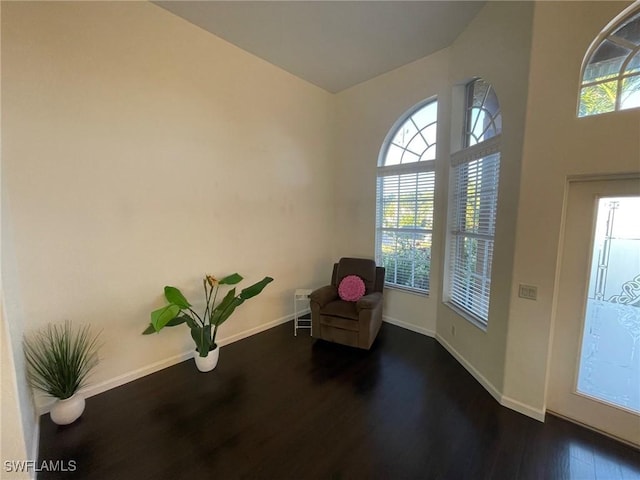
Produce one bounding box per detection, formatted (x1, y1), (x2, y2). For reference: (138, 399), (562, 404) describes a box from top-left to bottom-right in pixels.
(544, 173), (640, 447)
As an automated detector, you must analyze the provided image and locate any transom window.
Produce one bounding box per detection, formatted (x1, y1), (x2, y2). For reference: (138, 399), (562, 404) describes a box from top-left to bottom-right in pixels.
(447, 78), (502, 326)
(579, 5), (640, 116)
(375, 99), (437, 293)
(465, 80), (502, 146)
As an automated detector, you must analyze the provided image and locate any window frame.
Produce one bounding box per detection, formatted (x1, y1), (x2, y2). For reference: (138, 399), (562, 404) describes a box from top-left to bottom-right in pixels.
(578, 3), (640, 117)
(445, 78), (502, 329)
(375, 98), (438, 295)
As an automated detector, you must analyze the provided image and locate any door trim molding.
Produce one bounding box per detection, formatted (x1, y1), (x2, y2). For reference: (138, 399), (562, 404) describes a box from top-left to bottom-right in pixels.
(545, 174), (640, 446)
(544, 173), (640, 413)
(566, 172), (640, 183)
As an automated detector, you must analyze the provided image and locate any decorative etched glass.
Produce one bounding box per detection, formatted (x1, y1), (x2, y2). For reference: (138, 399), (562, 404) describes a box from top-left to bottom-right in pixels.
(577, 197), (640, 413)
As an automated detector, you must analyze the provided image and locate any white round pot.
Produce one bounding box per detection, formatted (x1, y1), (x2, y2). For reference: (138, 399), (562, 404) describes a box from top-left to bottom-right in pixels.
(50, 393), (86, 425)
(194, 346), (219, 372)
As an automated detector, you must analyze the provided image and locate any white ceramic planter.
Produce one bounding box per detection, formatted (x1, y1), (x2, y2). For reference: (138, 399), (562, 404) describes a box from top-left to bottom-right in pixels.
(50, 393), (86, 425)
(194, 347), (219, 372)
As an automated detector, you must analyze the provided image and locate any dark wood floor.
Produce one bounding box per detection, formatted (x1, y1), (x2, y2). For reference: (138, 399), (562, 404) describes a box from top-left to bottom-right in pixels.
(38, 322), (640, 479)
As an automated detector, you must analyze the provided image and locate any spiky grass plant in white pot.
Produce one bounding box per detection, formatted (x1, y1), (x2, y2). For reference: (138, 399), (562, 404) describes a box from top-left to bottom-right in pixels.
(24, 321), (101, 425)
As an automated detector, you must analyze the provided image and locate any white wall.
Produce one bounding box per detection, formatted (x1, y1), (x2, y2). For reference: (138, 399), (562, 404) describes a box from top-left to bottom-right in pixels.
(1, 1), (335, 412)
(503, 0), (640, 413)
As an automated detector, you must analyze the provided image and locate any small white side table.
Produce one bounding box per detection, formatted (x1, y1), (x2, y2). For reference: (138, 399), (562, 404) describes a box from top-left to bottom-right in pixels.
(294, 289), (313, 336)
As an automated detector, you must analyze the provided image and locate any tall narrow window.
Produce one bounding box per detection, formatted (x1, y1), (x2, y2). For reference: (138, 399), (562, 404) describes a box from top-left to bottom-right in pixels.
(376, 99), (437, 293)
(447, 79), (501, 326)
(579, 5), (640, 116)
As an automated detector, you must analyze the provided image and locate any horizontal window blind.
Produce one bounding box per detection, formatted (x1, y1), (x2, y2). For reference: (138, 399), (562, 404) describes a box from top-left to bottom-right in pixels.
(376, 169), (434, 292)
(449, 235), (494, 322)
(448, 153), (500, 324)
(376, 98), (438, 294)
(378, 231), (433, 292)
(450, 154), (500, 237)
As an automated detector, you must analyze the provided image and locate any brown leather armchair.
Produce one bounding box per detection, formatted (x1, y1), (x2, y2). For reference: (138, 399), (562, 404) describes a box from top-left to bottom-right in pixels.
(310, 258), (385, 350)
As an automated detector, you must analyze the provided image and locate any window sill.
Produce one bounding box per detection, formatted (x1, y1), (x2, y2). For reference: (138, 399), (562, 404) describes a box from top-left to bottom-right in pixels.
(444, 301), (488, 332)
(385, 284), (429, 297)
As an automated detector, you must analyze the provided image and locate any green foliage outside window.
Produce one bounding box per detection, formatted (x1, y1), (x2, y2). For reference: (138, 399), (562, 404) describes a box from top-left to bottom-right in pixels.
(381, 233), (430, 291)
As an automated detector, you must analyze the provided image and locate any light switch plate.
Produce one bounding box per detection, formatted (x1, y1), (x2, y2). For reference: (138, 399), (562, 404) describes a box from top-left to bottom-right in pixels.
(519, 284), (538, 301)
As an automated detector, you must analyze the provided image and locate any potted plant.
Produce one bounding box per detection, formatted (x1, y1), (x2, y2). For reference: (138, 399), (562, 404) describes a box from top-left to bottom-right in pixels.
(23, 321), (101, 425)
(143, 273), (273, 372)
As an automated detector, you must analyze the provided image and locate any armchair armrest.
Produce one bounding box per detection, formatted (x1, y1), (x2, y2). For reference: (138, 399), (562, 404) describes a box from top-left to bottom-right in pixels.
(310, 285), (338, 308)
(357, 292), (382, 311)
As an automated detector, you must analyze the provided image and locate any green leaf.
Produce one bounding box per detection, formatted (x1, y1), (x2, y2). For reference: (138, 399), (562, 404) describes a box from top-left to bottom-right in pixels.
(183, 316), (197, 330)
(202, 325), (212, 355)
(23, 321), (101, 399)
(239, 277), (274, 300)
(214, 298), (242, 327)
(164, 286), (191, 309)
(190, 324), (211, 357)
(219, 273), (243, 285)
(151, 304), (181, 332)
(190, 325), (202, 350)
(210, 277), (273, 328)
(165, 315), (190, 327)
(211, 288), (237, 324)
(142, 324), (156, 335)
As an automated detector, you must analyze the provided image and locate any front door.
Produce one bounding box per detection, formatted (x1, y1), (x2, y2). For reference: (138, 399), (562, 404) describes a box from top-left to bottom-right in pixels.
(547, 177), (640, 447)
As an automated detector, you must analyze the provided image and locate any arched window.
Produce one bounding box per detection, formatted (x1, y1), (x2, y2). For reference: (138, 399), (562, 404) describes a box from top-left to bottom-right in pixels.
(446, 78), (501, 327)
(375, 99), (437, 293)
(579, 4), (640, 117)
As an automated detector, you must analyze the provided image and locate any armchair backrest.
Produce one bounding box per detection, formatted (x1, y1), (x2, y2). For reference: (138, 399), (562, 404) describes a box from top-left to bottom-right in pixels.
(331, 257), (385, 294)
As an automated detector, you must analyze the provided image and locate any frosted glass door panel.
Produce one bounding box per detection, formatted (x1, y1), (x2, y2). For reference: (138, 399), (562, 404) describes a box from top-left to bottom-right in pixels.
(577, 197), (640, 413)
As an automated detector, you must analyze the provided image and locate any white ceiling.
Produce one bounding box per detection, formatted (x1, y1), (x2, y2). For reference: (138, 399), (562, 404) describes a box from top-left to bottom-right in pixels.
(154, 1), (485, 93)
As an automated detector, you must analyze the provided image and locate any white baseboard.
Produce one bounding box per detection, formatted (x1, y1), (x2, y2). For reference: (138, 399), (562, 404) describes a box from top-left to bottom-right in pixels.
(436, 333), (504, 404)
(216, 312), (299, 347)
(382, 316), (544, 421)
(383, 316), (435, 337)
(37, 313), (295, 415)
(436, 333), (545, 422)
(501, 394), (545, 422)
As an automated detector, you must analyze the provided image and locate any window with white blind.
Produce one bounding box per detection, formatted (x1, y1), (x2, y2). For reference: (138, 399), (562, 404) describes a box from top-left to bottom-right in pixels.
(376, 99), (437, 293)
(447, 79), (501, 326)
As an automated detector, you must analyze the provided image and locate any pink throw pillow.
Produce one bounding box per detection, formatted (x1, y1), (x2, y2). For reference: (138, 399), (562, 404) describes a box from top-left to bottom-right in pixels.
(338, 275), (366, 302)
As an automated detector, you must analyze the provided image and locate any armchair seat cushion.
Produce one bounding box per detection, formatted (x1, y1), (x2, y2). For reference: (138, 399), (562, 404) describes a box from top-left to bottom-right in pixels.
(320, 313), (360, 332)
(321, 300), (359, 321)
